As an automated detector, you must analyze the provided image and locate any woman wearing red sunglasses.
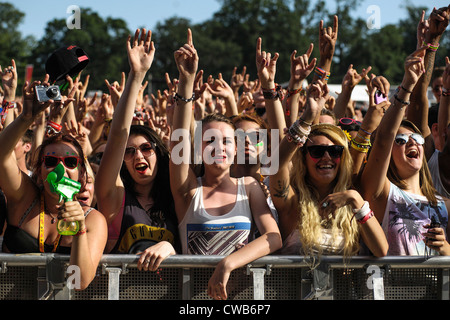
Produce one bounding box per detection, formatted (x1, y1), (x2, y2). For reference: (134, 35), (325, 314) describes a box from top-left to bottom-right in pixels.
(95, 29), (180, 271)
(361, 44), (450, 256)
(257, 37), (388, 260)
(0, 81), (107, 290)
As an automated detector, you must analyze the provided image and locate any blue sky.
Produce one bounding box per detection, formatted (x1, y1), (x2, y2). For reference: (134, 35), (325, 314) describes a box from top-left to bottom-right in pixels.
(11, 0), (450, 39)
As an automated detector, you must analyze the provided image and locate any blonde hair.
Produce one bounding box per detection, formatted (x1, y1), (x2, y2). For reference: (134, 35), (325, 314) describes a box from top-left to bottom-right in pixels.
(290, 124), (360, 259)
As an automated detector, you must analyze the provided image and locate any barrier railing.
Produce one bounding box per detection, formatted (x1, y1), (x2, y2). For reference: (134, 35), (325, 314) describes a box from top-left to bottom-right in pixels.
(1, 253), (449, 300)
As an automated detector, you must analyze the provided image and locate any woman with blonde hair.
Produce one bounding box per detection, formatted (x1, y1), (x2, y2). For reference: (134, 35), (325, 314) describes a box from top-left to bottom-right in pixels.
(255, 37), (388, 258)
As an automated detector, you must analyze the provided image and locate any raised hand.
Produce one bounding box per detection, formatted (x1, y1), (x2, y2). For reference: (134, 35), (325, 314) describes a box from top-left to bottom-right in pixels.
(342, 64), (372, 89)
(319, 15), (338, 60)
(403, 45), (428, 87)
(427, 6), (450, 40)
(256, 37), (279, 88)
(417, 10), (430, 48)
(174, 28), (199, 82)
(21, 76), (53, 120)
(289, 43), (317, 89)
(127, 29), (155, 76)
(105, 72), (126, 107)
(0, 59), (18, 100)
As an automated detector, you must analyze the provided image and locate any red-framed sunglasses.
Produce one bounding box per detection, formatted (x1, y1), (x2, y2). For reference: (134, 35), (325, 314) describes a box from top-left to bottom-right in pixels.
(339, 118), (362, 126)
(43, 155), (81, 169)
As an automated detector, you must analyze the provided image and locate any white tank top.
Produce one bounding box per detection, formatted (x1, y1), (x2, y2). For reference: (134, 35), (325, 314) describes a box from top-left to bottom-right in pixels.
(178, 177), (252, 255)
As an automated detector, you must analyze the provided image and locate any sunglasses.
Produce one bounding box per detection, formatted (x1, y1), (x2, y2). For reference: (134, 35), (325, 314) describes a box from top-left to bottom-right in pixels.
(124, 142), (155, 161)
(339, 118), (362, 126)
(394, 133), (425, 146)
(43, 155), (81, 169)
(236, 131), (264, 145)
(307, 145), (344, 159)
(88, 152), (103, 165)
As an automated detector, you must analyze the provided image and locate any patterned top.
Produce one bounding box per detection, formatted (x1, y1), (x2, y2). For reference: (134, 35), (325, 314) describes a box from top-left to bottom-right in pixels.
(382, 182), (448, 256)
(178, 177), (252, 255)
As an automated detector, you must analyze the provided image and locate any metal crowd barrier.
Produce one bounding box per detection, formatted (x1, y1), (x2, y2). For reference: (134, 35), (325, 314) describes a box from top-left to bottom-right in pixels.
(0, 253), (449, 300)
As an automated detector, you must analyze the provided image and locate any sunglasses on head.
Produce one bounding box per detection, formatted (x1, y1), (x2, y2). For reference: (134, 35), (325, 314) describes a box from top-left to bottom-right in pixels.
(43, 155), (81, 169)
(307, 145), (344, 159)
(124, 142), (155, 161)
(394, 133), (424, 146)
(339, 118), (362, 126)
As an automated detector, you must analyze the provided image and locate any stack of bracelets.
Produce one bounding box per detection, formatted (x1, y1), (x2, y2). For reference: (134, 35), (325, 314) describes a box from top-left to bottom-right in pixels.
(1, 100), (16, 125)
(423, 41), (439, 52)
(46, 120), (62, 137)
(315, 67), (330, 81)
(350, 131), (371, 153)
(443, 88), (450, 97)
(285, 118), (312, 147)
(352, 201), (374, 224)
(261, 85), (284, 101)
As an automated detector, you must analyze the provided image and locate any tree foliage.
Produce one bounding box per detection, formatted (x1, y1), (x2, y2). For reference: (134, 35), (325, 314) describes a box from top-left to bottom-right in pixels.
(2, 1), (449, 94)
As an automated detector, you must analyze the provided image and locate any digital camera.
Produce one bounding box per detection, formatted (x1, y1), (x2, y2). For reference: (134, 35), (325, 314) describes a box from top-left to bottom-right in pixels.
(35, 85), (62, 102)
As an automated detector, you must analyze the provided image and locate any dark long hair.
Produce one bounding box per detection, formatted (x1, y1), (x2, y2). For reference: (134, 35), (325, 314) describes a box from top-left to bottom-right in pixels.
(120, 125), (175, 225)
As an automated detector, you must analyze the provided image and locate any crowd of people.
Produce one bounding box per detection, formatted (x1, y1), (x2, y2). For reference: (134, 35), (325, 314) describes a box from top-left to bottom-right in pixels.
(0, 6), (449, 298)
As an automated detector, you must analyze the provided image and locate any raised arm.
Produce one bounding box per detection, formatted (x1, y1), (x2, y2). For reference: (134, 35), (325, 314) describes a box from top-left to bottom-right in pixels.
(408, 6), (450, 160)
(361, 46), (427, 219)
(312, 15), (338, 84)
(284, 43), (317, 127)
(439, 57), (450, 148)
(334, 64), (372, 119)
(95, 29), (155, 223)
(0, 59), (18, 128)
(0, 80), (52, 201)
(169, 29), (200, 221)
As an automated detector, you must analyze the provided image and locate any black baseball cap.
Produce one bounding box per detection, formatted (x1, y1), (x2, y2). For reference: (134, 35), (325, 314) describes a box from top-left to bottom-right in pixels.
(45, 45), (89, 84)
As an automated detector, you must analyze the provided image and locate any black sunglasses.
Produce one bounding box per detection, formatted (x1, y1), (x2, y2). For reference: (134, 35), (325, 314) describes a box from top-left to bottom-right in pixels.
(43, 155), (81, 169)
(307, 145), (344, 159)
(124, 142), (155, 161)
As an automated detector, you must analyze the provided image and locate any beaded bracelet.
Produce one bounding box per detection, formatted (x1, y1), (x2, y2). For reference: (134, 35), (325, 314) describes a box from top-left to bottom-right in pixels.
(285, 120), (311, 147)
(393, 93), (410, 106)
(174, 92), (195, 103)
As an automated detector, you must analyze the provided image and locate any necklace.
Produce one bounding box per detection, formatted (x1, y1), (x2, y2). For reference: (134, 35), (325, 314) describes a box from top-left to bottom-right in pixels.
(44, 204), (57, 224)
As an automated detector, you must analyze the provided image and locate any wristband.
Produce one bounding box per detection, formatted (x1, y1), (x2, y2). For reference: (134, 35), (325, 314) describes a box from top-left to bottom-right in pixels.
(75, 227), (87, 236)
(358, 211), (374, 224)
(423, 41), (439, 52)
(174, 92), (195, 103)
(262, 85), (284, 101)
(393, 93), (410, 106)
(2, 100), (16, 109)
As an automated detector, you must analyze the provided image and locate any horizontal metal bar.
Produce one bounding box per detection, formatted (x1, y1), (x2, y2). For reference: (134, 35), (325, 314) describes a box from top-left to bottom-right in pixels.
(2, 254), (450, 269)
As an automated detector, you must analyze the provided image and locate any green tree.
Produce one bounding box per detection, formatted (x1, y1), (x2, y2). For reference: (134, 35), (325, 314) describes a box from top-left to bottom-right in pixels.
(0, 2), (35, 93)
(30, 8), (130, 90)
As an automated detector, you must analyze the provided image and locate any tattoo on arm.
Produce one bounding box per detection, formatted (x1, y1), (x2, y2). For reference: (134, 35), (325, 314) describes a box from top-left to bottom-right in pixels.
(273, 180), (289, 201)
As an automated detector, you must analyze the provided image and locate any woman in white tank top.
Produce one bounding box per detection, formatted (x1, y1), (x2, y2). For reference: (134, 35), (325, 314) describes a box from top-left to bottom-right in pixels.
(170, 30), (282, 300)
